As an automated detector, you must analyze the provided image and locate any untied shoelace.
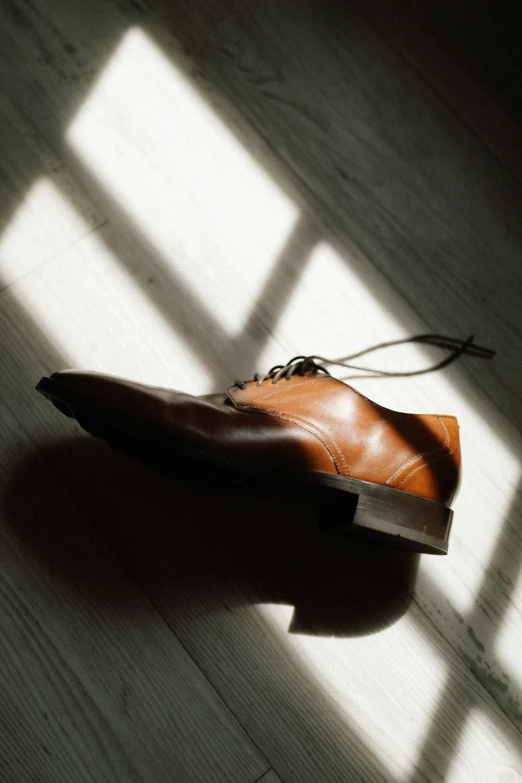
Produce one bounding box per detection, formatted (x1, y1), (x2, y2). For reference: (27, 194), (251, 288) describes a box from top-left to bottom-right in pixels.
(234, 334), (495, 389)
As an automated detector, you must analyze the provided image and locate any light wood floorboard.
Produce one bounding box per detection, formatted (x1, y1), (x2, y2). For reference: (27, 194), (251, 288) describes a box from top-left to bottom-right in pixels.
(1, 0), (521, 781)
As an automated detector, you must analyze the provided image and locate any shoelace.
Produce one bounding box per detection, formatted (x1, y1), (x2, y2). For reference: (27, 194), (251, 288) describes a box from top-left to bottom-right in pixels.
(234, 334), (495, 389)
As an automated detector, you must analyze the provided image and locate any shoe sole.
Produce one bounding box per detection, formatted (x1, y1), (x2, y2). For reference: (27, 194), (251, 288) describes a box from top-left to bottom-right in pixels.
(36, 376), (453, 555)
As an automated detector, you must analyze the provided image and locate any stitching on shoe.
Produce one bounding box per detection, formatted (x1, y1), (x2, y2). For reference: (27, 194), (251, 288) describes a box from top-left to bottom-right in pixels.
(386, 416), (450, 486)
(232, 376), (458, 421)
(248, 376), (329, 402)
(327, 436), (350, 476)
(230, 378), (350, 475)
(251, 405), (349, 476)
(395, 449), (454, 489)
(240, 405), (344, 474)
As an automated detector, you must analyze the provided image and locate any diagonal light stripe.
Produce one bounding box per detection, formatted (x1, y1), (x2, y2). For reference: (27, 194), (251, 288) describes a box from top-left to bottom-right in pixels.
(66, 27), (299, 340)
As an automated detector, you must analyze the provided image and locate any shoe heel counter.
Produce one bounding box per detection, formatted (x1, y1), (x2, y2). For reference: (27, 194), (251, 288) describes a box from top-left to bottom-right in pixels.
(442, 416), (461, 505)
(389, 415), (461, 505)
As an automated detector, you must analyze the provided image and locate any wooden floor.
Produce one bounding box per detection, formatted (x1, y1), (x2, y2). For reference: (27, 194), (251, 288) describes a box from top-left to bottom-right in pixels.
(1, 1), (521, 780)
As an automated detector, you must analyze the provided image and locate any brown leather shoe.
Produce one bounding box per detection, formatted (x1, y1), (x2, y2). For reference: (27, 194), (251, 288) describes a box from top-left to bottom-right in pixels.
(35, 349), (471, 555)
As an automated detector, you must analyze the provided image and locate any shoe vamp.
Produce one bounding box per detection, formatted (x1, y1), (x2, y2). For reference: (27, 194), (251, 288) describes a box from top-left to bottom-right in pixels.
(155, 391), (337, 473)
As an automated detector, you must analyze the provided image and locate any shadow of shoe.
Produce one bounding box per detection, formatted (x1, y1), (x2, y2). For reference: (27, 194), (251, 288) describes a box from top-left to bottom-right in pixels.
(5, 436), (419, 637)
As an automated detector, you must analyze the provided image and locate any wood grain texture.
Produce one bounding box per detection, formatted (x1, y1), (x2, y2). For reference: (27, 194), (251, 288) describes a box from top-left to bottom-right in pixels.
(256, 771), (284, 783)
(1, 0), (521, 780)
(349, 0), (522, 184)
(0, 93), (105, 290)
(0, 298), (270, 782)
(375, 0), (522, 125)
(35, 454), (521, 783)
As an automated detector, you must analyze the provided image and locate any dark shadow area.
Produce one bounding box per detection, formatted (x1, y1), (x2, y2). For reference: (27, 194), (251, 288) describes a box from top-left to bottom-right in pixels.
(1, 427), (417, 779)
(5, 437), (418, 638)
(392, 0), (522, 123)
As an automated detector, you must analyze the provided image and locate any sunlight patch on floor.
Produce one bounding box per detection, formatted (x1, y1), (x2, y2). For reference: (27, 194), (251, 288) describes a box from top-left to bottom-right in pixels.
(259, 601), (522, 780)
(494, 560), (522, 690)
(0, 177), (99, 291)
(2, 177), (214, 391)
(258, 602), (449, 780)
(445, 707), (522, 783)
(66, 27), (298, 337)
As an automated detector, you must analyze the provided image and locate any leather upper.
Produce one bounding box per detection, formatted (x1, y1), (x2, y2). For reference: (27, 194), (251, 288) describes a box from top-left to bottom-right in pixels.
(52, 369), (461, 506)
(227, 374), (460, 504)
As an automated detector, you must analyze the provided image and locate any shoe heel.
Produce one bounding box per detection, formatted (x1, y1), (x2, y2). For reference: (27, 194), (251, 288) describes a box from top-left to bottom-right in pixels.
(318, 479), (453, 555)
